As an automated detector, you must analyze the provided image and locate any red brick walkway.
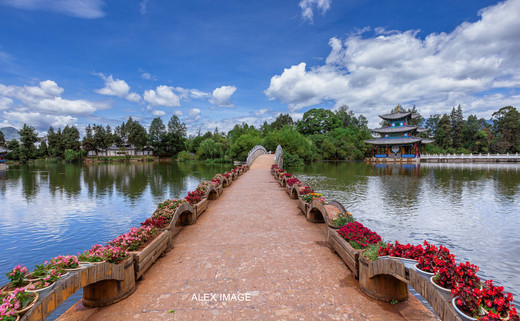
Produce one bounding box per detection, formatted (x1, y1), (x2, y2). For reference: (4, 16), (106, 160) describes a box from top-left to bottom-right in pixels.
(61, 154), (438, 320)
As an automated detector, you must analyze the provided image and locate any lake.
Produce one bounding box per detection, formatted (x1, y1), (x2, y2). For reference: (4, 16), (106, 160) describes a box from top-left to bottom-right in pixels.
(293, 161), (520, 306)
(0, 161), (232, 320)
(1, 160), (519, 318)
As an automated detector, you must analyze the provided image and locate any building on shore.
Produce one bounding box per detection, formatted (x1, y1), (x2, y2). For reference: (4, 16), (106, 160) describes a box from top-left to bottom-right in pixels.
(0, 146), (10, 168)
(365, 108), (433, 161)
(86, 144), (154, 157)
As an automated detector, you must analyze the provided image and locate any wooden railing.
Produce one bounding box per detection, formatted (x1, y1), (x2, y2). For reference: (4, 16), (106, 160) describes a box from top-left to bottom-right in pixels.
(422, 153), (520, 159)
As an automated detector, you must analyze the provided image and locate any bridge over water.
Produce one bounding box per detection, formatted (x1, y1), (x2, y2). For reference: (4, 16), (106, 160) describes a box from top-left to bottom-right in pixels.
(52, 151), (435, 320)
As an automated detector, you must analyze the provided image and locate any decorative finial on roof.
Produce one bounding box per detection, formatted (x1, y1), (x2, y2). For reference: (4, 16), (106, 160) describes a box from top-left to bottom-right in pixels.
(397, 104), (401, 113)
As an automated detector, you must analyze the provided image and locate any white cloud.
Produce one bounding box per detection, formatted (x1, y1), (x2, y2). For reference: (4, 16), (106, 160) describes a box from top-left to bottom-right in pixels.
(174, 110), (183, 117)
(95, 74), (141, 102)
(188, 108), (201, 121)
(142, 72), (151, 80)
(266, 0), (520, 126)
(299, 0), (331, 22)
(152, 110), (165, 116)
(256, 108), (269, 116)
(0, 0), (105, 19)
(210, 85), (237, 107)
(3, 111), (77, 130)
(0, 97), (13, 110)
(144, 85), (181, 107)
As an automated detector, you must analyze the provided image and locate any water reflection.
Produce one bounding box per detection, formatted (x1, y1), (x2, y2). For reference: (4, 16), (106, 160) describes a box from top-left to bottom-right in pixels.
(0, 161), (232, 320)
(293, 161), (520, 305)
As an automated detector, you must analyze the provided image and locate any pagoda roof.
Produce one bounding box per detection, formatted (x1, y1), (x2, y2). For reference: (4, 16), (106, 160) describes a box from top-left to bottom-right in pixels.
(364, 137), (429, 145)
(379, 111), (413, 120)
(371, 125), (417, 134)
(416, 128), (428, 133)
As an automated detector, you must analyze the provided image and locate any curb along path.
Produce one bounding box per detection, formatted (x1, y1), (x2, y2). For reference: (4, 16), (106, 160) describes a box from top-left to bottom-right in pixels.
(61, 154), (438, 320)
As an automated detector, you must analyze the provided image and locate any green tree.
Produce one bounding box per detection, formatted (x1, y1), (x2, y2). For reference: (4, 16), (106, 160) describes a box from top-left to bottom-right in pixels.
(38, 141), (48, 157)
(166, 115), (187, 157)
(264, 125), (315, 164)
(47, 127), (64, 158)
(127, 120), (148, 149)
(62, 126), (81, 151)
(148, 117), (167, 154)
(104, 125), (114, 147)
(0, 130), (5, 147)
(491, 106), (520, 153)
(271, 113), (294, 130)
(434, 114), (452, 150)
(18, 124), (38, 161)
(82, 125), (96, 153)
(93, 124), (108, 152)
(450, 105), (464, 149)
(6, 139), (20, 160)
(197, 138), (224, 160)
(297, 108), (341, 135)
(229, 131), (263, 160)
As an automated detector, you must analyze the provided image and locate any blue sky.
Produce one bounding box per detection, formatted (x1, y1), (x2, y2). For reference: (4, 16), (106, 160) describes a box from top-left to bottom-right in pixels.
(1, 0), (519, 135)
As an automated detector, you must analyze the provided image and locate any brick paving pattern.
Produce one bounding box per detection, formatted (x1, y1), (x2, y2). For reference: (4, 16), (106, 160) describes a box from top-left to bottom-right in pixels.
(61, 154), (438, 320)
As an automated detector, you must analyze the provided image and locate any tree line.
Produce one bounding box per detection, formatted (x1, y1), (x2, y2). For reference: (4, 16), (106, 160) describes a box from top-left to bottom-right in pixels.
(1, 104), (518, 165)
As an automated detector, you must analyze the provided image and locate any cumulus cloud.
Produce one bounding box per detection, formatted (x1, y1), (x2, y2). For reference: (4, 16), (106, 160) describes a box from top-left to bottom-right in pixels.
(299, 0), (331, 22)
(266, 0), (520, 125)
(144, 85), (181, 107)
(3, 111), (78, 130)
(0, 80), (104, 130)
(151, 110), (165, 116)
(188, 108), (201, 121)
(0, 0), (105, 19)
(210, 85), (237, 107)
(95, 74), (141, 102)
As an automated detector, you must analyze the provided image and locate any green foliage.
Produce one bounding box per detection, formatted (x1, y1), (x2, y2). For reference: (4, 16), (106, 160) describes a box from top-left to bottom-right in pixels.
(166, 115), (187, 157)
(362, 242), (386, 261)
(148, 117), (167, 155)
(491, 106), (520, 153)
(18, 124), (38, 161)
(0, 130), (5, 147)
(38, 141), (48, 157)
(229, 131), (263, 160)
(283, 151), (304, 167)
(297, 108), (341, 135)
(62, 125), (81, 151)
(271, 113), (294, 130)
(6, 139), (20, 160)
(264, 125), (315, 163)
(197, 138), (225, 160)
(177, 150), (196, 162)
(64, 149), (82, 162)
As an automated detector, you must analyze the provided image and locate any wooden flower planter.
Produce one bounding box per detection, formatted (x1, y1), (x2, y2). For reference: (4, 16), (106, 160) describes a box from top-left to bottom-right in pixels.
(307, 199), (326, 223)
(358, 255), (409, 303)
(322, 200), (347, 229)
(297, 198), (309, 216)
(195, 198), (208, 218)
(207, 184), (222, 200)
(82, 257), (135, 308)
(223, 177), (232, 187)
(232, 172), (238, 181)
(129, 231), (169, 280)
(327, 227), (361, 277)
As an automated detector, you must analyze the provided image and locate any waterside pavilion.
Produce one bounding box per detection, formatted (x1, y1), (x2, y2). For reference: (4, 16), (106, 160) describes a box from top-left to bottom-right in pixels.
(365, 109), (433, 162)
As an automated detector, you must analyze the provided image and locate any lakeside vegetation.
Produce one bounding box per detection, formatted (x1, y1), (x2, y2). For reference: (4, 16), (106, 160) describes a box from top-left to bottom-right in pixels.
(1, 105), (519, 167)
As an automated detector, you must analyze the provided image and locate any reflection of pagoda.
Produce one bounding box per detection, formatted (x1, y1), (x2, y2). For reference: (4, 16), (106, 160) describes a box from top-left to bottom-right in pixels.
(365, 107), (433, 162)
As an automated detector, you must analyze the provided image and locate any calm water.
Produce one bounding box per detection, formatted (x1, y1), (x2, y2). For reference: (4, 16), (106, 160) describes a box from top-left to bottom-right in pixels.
(1, 161), (519, 317)
(293, 161), (520, 306)
(0, 161), (232, 320)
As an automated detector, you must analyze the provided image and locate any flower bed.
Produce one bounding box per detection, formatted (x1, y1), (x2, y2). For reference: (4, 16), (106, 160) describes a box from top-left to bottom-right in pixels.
(128, 231), (169, 280)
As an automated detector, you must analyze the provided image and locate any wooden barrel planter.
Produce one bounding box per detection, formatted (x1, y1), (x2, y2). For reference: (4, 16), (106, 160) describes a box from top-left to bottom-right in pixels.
(129, 231), (169, 280)
(358, 255), (409, 303)
(327, 227), (361, 277)
(278, 176), (287, 187)
(307, 199), (326, 223)
(195, 198), (209, 218)
(82, 257), (135, 308)
(232, 172), (238, 181)
(207, 185), (221, 200)
(297, 198), (309, 216)
(322, 200), (347, 229)
(223, 177), (232, 187)
(175, 203), (196, 226)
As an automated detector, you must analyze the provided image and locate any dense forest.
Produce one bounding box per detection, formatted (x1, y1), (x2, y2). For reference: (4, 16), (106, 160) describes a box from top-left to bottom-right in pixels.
(1, 104), (519, 166)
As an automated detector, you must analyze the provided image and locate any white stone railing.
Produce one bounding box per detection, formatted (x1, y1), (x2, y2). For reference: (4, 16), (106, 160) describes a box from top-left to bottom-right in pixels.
(422, 153), (520, 159)
(246, 145), (268, 165)
(274, 145), (283, 168)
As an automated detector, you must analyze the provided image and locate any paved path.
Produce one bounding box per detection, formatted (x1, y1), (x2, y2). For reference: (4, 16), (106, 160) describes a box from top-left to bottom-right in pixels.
(62, 154), (438, 320)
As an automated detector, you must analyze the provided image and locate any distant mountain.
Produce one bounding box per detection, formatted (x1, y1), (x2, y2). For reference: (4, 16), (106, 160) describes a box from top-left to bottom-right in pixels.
(0, 127), (20, 141)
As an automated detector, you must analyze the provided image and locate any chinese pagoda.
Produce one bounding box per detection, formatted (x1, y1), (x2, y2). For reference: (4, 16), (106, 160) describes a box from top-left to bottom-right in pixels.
(365, 107), (433, 161)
